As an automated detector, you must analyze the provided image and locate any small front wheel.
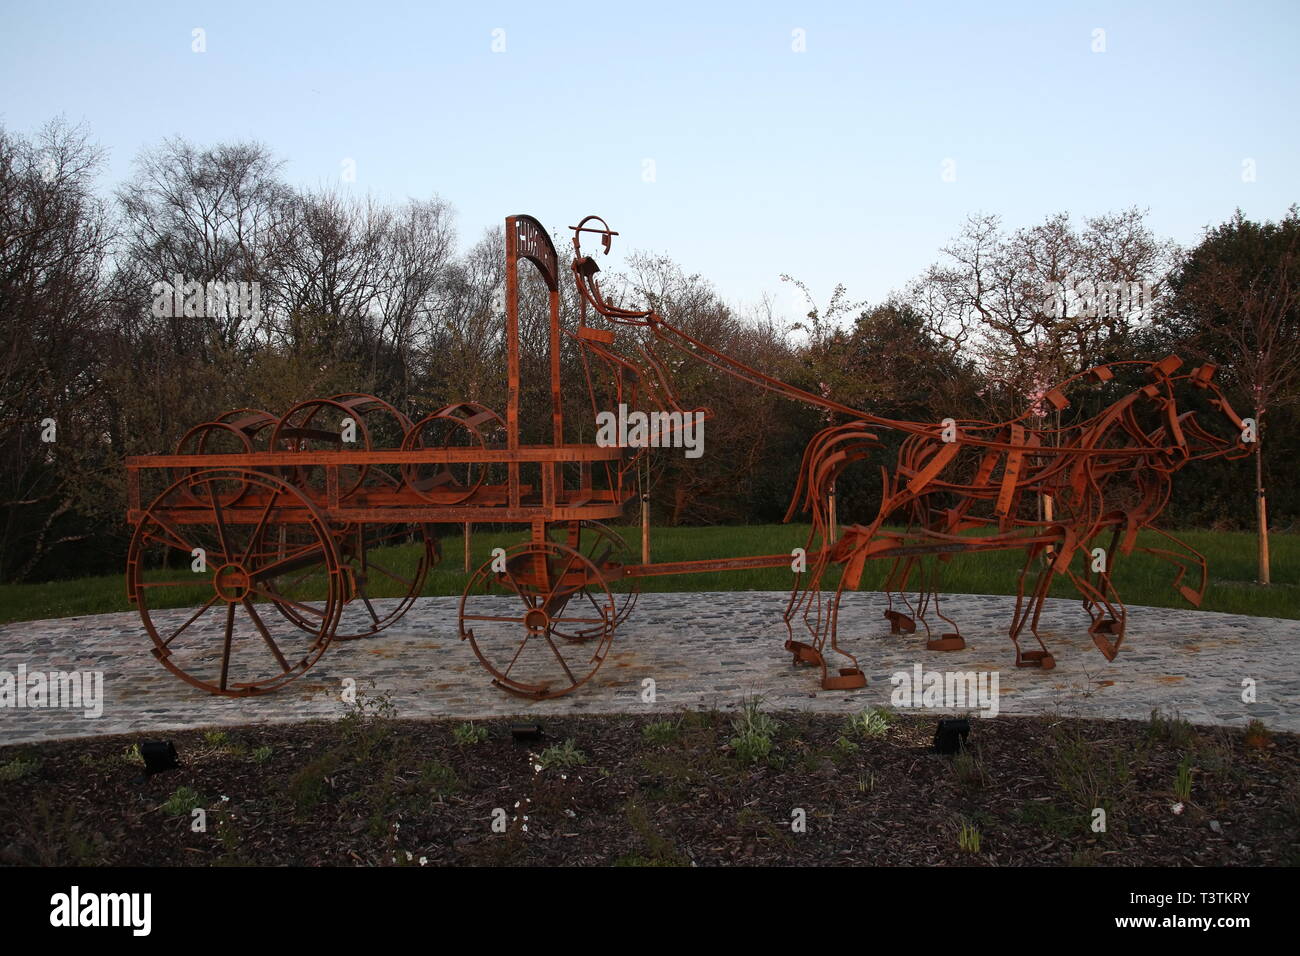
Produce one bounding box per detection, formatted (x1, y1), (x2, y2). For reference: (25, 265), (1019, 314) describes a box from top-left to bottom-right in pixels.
(459, 541), (616, 699)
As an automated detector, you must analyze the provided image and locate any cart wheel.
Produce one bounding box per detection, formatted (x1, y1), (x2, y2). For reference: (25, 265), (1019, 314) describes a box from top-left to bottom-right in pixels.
(548, 520), (638, 640)
(262, 497), (438, 640)
(126, 468), (344, 696)
(170, 416), (256, 509)
(401, 403), (506, 505)
(459, 541), (616, 699)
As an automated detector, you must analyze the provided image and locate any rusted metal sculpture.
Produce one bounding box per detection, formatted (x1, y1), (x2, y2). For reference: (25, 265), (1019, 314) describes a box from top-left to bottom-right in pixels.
(125, 213), (1252, 698)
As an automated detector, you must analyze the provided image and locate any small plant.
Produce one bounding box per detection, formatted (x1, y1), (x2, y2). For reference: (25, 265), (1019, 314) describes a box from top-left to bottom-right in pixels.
(1048, 723), (1134, 815)
(857, 772), (875, 793)
(833, 735), (860, 757)
(731, 731), (773, 765)
(0, 756), (40, 782)
(1244, 718), (1271, 750)
(958, 820), (982, 853)
(122, 743), (143, 766)
(952, 746), (987, 788)
(1017, 801), (1079, 837)
(538, 738), (588, 771)
(161, 786), (206, 817)
(453, 722), (489, 746)
(623, 800), (690, 866)
(729, 697), (778, 766)
(342, 687), (398, 726)
(1174, 755), (1194, 802)
(846, 707), (893, 739)
(419, 759), (461, 797)
(642, 719), (681, 746)
(251, 745), (273, 764)
(1147, 709), (1195, 748)
(204, 730), (230, 748)
(287, 751), (343, 815)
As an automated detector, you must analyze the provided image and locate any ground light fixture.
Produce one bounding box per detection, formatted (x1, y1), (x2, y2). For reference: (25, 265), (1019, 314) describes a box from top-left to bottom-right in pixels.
(139, 740), (179, 776)
(932, 718), (970, 755)
(510, 723), (543, 743)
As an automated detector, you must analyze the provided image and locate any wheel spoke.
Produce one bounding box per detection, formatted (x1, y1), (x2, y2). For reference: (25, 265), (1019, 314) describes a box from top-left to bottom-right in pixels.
(219, 602), (236, 691)
(543, 551), (583, 608)
(250, 541), (327, 581)
(501, 564), (537, 609)
(366, 558), (412, 590)
(162, 596), (221, 647)
(210, 494), (233, 563)
(542, 631), (578, 685)
(277, 564), (319, 595)
(581, 589), (615, 622)
(148, 514), (201, 558)
(244, 599), (291, 672)
(249, 585), (327, 619)
(502, 629), (533, 679)
(242, 487), (282, 562)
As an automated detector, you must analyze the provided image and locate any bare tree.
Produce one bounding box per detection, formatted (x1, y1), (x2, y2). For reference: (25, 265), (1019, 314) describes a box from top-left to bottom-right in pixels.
(0, 119), (113, 580)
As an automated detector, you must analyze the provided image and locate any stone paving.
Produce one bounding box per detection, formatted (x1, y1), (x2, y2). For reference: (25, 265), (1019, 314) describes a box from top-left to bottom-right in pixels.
(0, 591), (1296, 744)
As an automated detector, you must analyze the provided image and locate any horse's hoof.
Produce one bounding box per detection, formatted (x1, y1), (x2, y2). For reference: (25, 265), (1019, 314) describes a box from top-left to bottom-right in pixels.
(927, 634), (965, 652)
(1017, 650), (1054, 668)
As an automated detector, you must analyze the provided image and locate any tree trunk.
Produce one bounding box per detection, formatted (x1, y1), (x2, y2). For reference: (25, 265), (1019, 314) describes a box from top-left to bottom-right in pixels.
(1255, 413), (1271, 585)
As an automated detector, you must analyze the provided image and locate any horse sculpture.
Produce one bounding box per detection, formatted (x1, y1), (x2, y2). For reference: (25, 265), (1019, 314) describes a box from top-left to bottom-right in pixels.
(568, 217), (1254, 689)
(780, 357), (1254, 686)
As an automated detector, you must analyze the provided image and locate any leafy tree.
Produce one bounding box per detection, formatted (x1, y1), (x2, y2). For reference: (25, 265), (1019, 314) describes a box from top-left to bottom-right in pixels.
(1163, 207), (1300, 583)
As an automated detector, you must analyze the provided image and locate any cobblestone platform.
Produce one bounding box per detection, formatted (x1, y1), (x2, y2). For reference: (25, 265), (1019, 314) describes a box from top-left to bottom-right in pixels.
(1, 592), (1295, 743)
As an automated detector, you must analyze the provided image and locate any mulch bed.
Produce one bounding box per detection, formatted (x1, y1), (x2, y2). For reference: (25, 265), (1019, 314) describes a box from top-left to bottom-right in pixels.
(1, 704), (1296, 866)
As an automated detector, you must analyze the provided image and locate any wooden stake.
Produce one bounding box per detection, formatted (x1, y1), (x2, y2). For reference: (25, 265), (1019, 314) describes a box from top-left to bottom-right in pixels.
(827, 483), (837, 543)
(1257, 442), (1270, 585)
(641, 495), (650, 564)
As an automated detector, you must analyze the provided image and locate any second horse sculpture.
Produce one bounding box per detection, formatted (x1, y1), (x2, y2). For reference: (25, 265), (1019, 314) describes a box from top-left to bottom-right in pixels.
(780, 357), (1253, 686)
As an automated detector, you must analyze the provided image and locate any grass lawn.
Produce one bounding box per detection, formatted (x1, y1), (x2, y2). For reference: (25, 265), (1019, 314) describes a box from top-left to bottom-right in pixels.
(0, 524), (1294, 625)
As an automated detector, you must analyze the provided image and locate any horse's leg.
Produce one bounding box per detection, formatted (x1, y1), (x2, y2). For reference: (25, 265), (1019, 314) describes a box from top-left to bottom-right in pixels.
(823, 575), (867, 688)
(786, 548), (827, 665)
(1138, 526), (1209, 608)
(1008, 543), (1058, 669)
(1067, 524), (1127, 660)
(924, 553), (966, 652)
(786, 538), (866, 689)
(883, 555), (920, 636)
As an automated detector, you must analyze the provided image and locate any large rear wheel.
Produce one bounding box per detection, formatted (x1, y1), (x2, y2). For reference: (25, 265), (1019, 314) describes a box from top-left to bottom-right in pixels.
(126, 469), (345, 696)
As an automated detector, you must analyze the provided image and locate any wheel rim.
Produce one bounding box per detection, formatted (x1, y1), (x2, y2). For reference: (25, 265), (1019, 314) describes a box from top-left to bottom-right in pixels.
(171, 421), (255, 506)
(401, 403), (505, 504)
(271, 397), (375, 498)
(459, 541), (616, 699)
(263, 513), (437, 640)
(127, 468), (344, 696)
(547, 520), (638, 641)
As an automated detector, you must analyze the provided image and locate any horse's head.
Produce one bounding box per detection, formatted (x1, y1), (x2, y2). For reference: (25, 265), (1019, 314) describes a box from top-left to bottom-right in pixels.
(1139, 355), (1254, 467)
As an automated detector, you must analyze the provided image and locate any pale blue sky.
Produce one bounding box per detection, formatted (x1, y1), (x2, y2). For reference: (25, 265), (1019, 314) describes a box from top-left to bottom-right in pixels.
(2, 0), (1296, 321)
